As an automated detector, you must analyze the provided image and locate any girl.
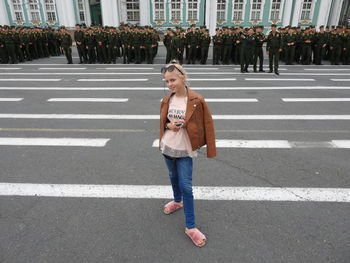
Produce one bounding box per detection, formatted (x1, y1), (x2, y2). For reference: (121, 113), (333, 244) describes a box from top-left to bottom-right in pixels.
(159, 62), (216, 247)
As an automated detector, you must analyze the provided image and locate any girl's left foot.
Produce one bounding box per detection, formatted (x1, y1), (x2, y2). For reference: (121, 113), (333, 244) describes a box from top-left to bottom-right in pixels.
(185, 228), (206, 247)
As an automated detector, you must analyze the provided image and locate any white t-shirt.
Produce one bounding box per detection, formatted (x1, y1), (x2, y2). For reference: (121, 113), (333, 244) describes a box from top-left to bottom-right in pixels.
(160, 95), (197, 158)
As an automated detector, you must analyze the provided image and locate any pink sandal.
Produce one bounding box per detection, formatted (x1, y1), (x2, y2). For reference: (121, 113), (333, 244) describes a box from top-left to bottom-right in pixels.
(163, 201), (183, 215)
(185, 228), (206, 247)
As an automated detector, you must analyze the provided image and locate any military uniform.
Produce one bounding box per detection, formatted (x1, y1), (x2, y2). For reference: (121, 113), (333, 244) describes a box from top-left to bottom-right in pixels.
(186, 30), (198, 64)
(200, 33), (211, 64)
(212, 33), (222, 65)
(329, 32), (343, 65)
(85, 31), (97, 63)
(284, 32), (296, 65)
(266, 30), (283, 74)
(240, 32), (256, 73)
(301, 32), (313, 65)
(314, 31), (328, 65)
(74, 29), (87, 63)
(254, 31), (265, 71)
(60, 31), (73, 64)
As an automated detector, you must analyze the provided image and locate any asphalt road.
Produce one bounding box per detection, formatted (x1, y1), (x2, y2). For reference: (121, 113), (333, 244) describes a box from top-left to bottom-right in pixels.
(0, 48), (349, 263)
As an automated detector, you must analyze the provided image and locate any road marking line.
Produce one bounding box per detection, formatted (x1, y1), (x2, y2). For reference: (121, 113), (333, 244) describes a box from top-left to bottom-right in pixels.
(331, 79), (350, 82)
(282, 98), (350, 102)
(0, 114), (350, 120)
(1, 183), (349, 202)
(0, 72), (238, 75)
(0, 68), (22, 70)
(152, 139), (350, 148)
(188, 78), (237, 81)
(0, 128), (145, 133)
(304, 69), (350, 71)
(0, 79), (61, 81)
(160, 98), (258, 102)
(233, 68), (287, 71)
(39, 67), (87, 70)
(205, 98), (258, 102)
(0, 98), (23, 101)
(104, 67), (155, 70)
(245, 78), (315, 81)
(279, 73), (350, 76)
(0, 86), (350, 91)
(0, 137), (109, 147)
(77, 79), (148, 82)
(47, 98), (129, 102)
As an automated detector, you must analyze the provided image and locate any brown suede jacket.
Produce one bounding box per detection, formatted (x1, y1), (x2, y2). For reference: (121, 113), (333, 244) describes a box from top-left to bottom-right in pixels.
(159, 88), (217, 158)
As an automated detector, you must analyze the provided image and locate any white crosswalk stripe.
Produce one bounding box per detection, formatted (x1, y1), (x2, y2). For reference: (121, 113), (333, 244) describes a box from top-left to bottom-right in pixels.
(1, 183), (350, 202)
(0, 137), (110, 147)
(152, 139), (350, 148)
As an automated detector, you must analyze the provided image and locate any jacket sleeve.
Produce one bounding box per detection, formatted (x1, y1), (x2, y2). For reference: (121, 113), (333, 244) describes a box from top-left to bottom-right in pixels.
(202, 99), (216, 158)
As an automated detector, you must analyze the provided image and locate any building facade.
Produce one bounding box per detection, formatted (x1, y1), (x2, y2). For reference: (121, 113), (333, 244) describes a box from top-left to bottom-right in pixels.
(0, 0), (348, 34)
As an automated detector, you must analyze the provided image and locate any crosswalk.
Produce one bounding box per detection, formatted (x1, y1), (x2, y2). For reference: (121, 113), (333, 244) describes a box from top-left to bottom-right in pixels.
(0, 63), (350, 203)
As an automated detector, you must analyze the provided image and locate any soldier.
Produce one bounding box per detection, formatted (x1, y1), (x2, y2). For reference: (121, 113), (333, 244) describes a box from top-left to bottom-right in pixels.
(253, 26), (265, 72)
(200, 29), (211, 64)
(212, 28), (222, 65)
(222, 27), (234, 65)
(85, 28), (97, 64)
(234, 27), (243, 65)
(59, 27), (73, 64)
(106, 27), (117, 64)
(3, 27), (18, 64)
(240, 28), (256, 73)
(284, 27), (296, 65)
(294, 26), (302, 63)
(178, 30), (186, 65)
(266, 24), (283, 75)
(95, 27), (107, 63)
(344, 28), (350, 65)
(329, 26), (344, 65)
(314, 25), (328, 65)
(301, 27), (313, 65)
(186, 25), (198, 64)
(168, 30), (180, 62)
(0, 27), (9, 64)
(74, 24), (87, 64)
(163, 28), (172, 64)
(133, 27), (143, 64)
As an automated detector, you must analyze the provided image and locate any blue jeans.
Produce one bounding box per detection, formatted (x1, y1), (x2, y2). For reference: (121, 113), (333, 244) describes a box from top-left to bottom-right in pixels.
(163, 155), (195, 229)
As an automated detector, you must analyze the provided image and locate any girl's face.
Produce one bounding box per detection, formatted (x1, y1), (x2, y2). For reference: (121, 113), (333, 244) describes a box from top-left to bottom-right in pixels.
(163, 71), (185, 94)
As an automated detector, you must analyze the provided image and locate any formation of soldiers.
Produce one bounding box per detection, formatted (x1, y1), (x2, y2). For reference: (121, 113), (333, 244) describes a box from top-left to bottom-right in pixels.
(164, 24), (350, 74)
(73, 24), (160, 64)
(0, 25), (63, 64)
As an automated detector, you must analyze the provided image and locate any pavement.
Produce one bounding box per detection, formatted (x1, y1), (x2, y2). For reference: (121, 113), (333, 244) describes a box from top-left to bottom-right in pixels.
(0, 47), (349, 263)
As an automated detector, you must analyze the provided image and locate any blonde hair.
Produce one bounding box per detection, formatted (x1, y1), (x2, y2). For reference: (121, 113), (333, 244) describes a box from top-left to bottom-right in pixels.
(164, 60), (188, 86)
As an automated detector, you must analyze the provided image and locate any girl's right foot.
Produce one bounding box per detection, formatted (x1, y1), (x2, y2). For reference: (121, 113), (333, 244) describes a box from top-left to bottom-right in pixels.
(163, 201), (183, 215)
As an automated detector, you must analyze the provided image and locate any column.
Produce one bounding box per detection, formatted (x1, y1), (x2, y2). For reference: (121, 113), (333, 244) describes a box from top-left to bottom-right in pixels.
(291, 0), (302, 26)
(316, 0), (332, 28)
(0, 0), (10, 25)
(119, 0), (127, 24)
(56, 0), (76, 27)
(101, 0), (120, 26)
(282, 0), (294, 26)
(329, 0), (344, 26)
(139, 0), (150, 26)
(208, 0), (217, 35)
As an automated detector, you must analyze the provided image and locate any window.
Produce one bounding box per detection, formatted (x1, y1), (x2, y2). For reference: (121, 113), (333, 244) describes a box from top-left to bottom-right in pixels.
(11, 0), (24, 21)
(28, 0), (41, 21)
(270, 0), (281, 20)
(44, 0), (57, 22)
(154, 0), (165, 21)
(250, 0), (262, 20)
(233, 0), (244, 21)
(126, 0), (140, 22)
(171, 0), (181, 20)
(77, 0), (86, 23)
(301, 0), (312, 20)
(188, 0), (198, 20)
(217, 0), (226, 22)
